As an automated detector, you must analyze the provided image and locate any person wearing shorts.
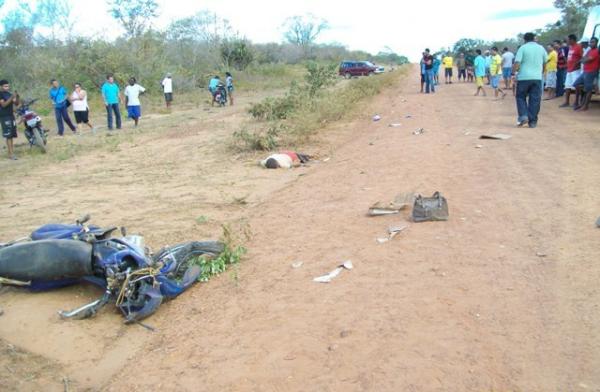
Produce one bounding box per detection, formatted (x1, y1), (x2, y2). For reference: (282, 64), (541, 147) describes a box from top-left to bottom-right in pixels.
(225, 72), (234, 106)
(0, 80), (19, 160)
(70, 83), (94, 133)
(456, 53), (466, 82)
(573, 37), (600, 111)
(473, 49), (487, 96)
(490, 47), (506, 99)
(561, 34), (583, 108)
(442, 53), (453, 84)
(501, 48), (515, 89)
(162, 73), (173, 108)
(124, 77), (146, 127)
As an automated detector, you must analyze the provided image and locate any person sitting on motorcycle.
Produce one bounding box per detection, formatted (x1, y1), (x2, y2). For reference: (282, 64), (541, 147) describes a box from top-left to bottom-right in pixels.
(208, 75), (225, 106)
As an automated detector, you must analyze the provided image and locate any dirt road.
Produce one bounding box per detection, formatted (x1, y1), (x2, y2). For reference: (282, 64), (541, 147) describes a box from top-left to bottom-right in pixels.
(2, 67), (600, 391)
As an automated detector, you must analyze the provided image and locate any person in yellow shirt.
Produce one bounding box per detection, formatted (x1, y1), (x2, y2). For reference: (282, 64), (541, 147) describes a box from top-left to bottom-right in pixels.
(545, 44), (558, 100)
(489, 47), (506, 99)
(442, 53), (454, 84)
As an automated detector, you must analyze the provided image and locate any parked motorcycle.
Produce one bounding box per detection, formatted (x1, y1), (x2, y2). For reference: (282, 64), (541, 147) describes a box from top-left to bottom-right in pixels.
(0, 215), (224, 323)
(16, 98), (48, 153)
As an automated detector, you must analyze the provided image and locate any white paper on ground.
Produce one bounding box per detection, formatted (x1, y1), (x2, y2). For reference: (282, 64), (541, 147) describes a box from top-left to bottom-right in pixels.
(313, 260), (353, 283)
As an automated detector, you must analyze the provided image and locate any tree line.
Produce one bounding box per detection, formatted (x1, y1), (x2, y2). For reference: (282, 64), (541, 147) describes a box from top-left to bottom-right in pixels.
(0, 1), (409, 101)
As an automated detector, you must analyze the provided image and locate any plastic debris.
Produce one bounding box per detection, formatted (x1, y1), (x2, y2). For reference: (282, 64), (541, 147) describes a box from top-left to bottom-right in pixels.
(291, 261), (303, 269)
(369, 193), (415, 216)
(372, 114), (381, 121)
(475, 144), (483, 149)
(413, 128), (424, 135)
(479, 133), (512, 140)
(313, 260), (353, 283)
(389, 123), (402, 128)
(377, 225), (408, 243)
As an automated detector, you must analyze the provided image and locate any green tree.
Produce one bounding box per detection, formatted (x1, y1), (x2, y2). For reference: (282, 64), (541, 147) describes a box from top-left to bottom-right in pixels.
(107, 0), (159, 38)
(220, 38), (254, 70)
(553, 0), (600, 34)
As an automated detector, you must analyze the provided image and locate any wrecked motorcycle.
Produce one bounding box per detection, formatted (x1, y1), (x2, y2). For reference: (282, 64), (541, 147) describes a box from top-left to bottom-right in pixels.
(0, 215), (223, 323)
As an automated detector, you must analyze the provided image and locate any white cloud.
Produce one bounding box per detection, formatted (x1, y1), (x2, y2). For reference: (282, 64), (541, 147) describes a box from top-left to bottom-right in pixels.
(65, 0), (562, 60)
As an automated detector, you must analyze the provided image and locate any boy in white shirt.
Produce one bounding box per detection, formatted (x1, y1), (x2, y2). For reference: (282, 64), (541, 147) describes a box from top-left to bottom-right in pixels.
(161, 73), (173, 108)
(124, 77), (146, 127)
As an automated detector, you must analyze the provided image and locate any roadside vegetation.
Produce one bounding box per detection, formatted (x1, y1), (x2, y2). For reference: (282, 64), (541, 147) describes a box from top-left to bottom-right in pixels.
(233, 63), (407, 151)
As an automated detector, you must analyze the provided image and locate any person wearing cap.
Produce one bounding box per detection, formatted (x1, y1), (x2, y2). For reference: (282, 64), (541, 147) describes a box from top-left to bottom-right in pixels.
(573, 37), (600, 111)
(513, 32), (547, 128)
(161, 73), (173, 108)
(560, 34), (583, 108)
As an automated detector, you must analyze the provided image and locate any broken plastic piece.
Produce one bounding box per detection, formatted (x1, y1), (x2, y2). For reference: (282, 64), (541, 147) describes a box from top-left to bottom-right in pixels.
(373, 115), (381, 121)
(313, 261), (353, 283)
(479, 133), (512, 140)
(369, 193), (415, 216)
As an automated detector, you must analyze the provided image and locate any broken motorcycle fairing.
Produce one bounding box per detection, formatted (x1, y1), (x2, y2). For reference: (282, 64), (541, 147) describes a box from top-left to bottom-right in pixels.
(0, 218), (224, 323)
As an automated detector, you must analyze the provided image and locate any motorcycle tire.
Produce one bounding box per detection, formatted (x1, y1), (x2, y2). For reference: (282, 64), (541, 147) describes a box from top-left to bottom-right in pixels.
(33, 126), (47, 153)
(0, 239), (93, 281)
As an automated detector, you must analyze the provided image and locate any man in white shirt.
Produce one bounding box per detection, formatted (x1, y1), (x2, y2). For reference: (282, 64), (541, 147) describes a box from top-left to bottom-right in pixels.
(161, 73), (173, 108)
(501, 48), (515, 89)
(124, 77), (146, 127)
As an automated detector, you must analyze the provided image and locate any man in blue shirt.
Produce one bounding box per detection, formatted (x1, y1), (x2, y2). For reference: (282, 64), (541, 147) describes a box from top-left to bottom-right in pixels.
(473, 49), (487, 96)
(49, 79), (76, 136)
(514, 32), (547, 128)
(101, 74), (122, 130)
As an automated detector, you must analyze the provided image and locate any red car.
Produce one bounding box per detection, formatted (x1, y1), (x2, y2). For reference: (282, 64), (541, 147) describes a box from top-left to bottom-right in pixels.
(339, 61), (377, 78)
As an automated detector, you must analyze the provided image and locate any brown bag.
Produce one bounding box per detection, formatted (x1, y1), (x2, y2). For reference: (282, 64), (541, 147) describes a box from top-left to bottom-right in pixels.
(412, 192), (449, 222)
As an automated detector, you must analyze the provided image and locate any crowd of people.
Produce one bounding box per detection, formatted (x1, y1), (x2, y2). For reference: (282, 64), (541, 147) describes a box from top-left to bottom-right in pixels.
(0, 71), (236, 159)
(420, 32), (599, 127)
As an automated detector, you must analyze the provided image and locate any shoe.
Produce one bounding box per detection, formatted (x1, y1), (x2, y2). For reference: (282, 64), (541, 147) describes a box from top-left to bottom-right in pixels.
(517, 119), (528, 127)
(528, 122), (537, 128)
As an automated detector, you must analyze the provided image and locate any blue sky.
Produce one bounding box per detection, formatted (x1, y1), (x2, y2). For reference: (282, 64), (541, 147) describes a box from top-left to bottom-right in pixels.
(2, 0), (563, 60)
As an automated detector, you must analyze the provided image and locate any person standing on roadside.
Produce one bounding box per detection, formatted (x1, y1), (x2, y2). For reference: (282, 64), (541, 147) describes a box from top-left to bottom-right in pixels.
(554, 40), (568, 97)
(501, 47), (515, 89)
(560, 34), (583, 108)
(432, 54), (441, 85)
(101, 74), (122, 130)
(442, 53), (453, 84)
(484, 50), (492, 84)
(161, 73), (173, 109)
(70, 83), (94, 133)
(225, 72), (234, 106)
(490, 47), (506, 99)
(473, 49), (487, 96)
(513, 32), (547, 128)
(49, 79), (76, 136)
(423, 49), (435, 93)
(544, 44), (558, 100)
(0, 80), (19, 160)
(124, 77), (146, 127)
(419, 52), (427, 92)
(456, 53), (467, 82)
(573, 37), (600, 111)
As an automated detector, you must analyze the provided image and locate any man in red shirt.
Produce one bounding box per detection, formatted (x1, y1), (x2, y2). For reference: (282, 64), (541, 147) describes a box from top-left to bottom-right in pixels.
(573, 37), (599, 111)
(560, 34), (583, 108)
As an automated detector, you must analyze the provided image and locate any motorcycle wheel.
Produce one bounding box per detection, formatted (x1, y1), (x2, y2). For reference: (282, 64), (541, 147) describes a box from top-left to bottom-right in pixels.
(33, 126), (47, 153)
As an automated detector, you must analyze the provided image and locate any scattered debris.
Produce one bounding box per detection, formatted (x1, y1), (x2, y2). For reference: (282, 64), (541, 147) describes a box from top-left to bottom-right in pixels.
(313, 260), (353, 283)
(405, 114), (412, 118)
(377, 225), (408, 243)
(413, 128), (424, 135)
(389, 123), (402, 128)
(475, 144), (483, 149)
(479, 133), (512, 140)
(372, 114), (381, 121)
(369, 193), (415, 216)
(412, 192), (449, 222)
(291, 261), (303, 269)
(323, 157), (331, 162)
(464, 131), (472, 136)
(340, 330), (351, 338)
(536, 252), (547, 258)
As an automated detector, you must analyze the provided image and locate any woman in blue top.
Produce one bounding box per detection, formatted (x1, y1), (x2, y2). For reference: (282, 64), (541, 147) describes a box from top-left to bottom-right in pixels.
(49, 79), (76, 136)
